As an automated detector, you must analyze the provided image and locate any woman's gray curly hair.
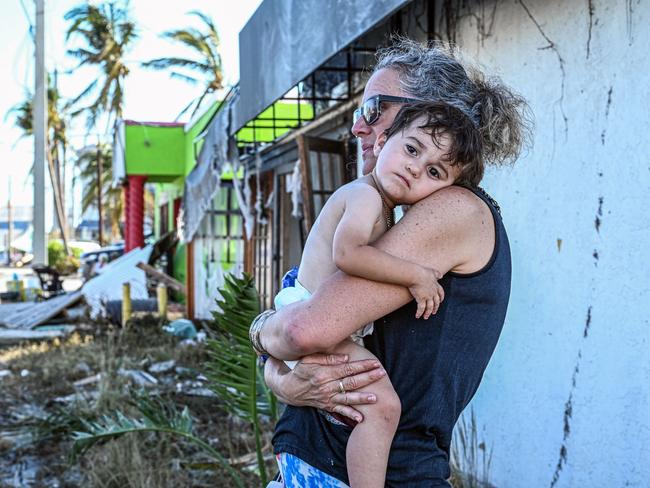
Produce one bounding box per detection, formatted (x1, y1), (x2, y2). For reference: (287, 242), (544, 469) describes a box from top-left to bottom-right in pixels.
(374, 37), (532, 177)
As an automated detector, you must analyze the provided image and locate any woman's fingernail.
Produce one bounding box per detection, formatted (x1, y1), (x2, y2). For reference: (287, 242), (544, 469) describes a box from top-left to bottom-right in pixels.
(355, 416), (362, 422)
(368, 395), (376, 402)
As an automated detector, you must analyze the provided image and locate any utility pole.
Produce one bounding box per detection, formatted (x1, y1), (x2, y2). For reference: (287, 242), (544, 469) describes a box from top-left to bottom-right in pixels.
(97, 140), (104, 246)
(33, 0), (47, 264)
(6, 178), (12, 266)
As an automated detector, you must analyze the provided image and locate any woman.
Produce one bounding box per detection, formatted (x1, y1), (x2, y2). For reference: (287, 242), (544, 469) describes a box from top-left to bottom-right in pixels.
(252, 39), (531, 487)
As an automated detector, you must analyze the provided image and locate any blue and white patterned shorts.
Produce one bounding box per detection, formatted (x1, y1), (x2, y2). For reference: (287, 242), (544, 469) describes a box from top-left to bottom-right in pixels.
(274, 452), (350, 488)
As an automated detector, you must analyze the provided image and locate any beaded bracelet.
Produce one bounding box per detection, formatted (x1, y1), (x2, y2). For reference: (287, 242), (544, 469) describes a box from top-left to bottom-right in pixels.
(249, 309), (276, 356)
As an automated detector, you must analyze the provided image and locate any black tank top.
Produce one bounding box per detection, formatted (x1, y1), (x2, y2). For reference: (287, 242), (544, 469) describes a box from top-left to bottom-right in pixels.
(273, 188), (511, 487)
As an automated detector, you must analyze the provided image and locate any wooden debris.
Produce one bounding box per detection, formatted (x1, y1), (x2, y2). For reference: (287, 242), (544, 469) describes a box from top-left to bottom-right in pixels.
(0, 292), (82, 330)
(0, 326), (75, 345)
(136, 262), (187, 295)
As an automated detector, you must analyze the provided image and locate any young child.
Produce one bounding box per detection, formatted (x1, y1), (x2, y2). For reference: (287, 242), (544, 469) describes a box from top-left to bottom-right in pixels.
(273, 101), (482, 488)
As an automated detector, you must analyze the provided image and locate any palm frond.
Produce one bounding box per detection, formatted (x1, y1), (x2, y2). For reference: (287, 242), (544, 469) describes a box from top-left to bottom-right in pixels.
(164, 28), (207, 51)
(142, 57), (210, 73)
(174, 98), (199, 122)
(187, 11), (222, 75)
(169, 71), (200, 85)
(64, 2), (134, 132)
(70, 394), (244, 487)
(205, 273), (276, 485)
(68, 78), (99, 108)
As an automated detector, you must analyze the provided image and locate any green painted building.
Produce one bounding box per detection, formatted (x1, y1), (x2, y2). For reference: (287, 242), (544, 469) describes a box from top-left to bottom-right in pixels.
(115, 98), (313, 300)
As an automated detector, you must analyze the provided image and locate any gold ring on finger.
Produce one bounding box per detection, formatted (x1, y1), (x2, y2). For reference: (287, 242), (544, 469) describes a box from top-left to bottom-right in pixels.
(338, 380), (345, 394)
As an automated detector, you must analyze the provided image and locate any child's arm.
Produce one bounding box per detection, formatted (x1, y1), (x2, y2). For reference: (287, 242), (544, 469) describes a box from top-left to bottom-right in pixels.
(333, 185), (444, 319)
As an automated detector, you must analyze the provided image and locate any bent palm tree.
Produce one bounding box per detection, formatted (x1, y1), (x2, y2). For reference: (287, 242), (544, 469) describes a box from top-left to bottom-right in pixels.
(142, 10), (224, 118)
(65, 2), (137, 130)
(74, 143), (123, 242)
(10, 79), (70, 253)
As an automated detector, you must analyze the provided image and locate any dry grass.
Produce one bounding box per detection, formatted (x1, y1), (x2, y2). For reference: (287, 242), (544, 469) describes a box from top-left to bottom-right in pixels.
(0, 315), (272, 487)
(450, 408), (494, 488)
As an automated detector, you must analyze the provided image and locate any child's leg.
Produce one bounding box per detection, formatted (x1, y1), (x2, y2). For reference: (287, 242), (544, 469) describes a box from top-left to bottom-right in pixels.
(332, 339), (400, 488)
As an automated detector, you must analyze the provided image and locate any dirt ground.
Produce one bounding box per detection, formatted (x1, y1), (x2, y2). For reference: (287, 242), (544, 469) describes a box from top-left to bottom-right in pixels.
(0, 315), (275, 488)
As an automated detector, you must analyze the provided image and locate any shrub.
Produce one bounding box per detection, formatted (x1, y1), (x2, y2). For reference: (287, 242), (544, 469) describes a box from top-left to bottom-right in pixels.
(47, 241), (82, 275)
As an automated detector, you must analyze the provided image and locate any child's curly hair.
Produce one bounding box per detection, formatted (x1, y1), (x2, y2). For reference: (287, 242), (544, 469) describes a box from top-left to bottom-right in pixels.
(385, 102), (483, 187)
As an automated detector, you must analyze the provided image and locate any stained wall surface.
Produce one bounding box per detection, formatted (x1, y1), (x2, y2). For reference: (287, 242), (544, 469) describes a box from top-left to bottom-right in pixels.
(452, 1), (650, 486)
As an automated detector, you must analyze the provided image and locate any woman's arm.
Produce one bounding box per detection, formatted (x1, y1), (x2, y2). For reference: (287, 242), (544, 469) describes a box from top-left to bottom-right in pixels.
(333, 185), (444, 319)
(333, 184), (426, 287)
(259, 186), (491, 358)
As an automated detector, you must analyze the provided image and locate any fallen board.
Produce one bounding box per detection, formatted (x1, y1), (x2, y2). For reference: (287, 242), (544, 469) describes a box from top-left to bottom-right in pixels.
(0, 291), (83, 330)
(0, 326), (76, 345)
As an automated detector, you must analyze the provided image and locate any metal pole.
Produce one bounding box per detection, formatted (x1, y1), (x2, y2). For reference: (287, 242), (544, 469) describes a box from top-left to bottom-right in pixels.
(33, 0), (47, 264)
(122, 282), (131, 327)
(6, 177), (12, 266)
(97, 140), (104, 245)
(157, 283), (167, 320)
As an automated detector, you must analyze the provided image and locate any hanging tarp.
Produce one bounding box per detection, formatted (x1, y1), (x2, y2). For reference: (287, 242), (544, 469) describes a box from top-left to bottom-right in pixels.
(236, 0), (411, 131)
(112, 119), (126, 187)
(179, 91), (239, 243)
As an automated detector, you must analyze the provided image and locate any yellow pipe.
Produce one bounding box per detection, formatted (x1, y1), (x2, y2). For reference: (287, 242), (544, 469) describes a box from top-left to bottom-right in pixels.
(122, 282), (132, 327)
(157, 283), (167, 320)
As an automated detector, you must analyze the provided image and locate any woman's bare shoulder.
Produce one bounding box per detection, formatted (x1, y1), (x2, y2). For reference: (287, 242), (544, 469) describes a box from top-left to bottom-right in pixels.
(410, 185), (490, 224)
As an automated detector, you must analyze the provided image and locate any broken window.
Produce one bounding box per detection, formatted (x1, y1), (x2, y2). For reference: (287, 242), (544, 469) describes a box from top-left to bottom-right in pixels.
(297, 135), (354, 232)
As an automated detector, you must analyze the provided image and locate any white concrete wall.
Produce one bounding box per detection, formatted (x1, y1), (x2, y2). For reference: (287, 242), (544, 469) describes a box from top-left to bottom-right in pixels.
(452, 0), (650, 486)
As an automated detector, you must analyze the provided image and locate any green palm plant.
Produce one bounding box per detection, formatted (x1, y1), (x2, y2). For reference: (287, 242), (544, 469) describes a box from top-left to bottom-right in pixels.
(65, 2), (137, 130)
(142, 10), (224, 118)
(10, 78), (70, 253)
(69, 273), (276, 485)
(74, 143), (123, 242)
(71, 394), (244, 487)
(204, 273), (278, 485)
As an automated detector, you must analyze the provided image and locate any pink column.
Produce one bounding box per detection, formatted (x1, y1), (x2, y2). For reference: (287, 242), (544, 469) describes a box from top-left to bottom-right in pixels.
(126, 175), (147, 252)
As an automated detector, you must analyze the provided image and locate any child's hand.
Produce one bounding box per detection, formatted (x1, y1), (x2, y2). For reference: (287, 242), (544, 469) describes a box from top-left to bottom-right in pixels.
(409, 267), (445, 319)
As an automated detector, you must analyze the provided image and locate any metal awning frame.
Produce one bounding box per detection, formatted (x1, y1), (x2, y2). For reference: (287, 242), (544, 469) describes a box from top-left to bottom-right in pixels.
(236, 44), (375, 151)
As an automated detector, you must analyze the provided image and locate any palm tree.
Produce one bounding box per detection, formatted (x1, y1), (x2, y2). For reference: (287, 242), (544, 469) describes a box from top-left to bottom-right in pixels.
(65, 2), (137, 130)
(142, 10), (224, 118)
(74, 143), (123, 242)
(10, 77), (70, 253)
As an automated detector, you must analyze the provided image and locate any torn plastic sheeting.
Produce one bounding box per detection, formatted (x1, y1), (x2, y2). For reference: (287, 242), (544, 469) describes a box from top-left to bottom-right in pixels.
(112, 120), (126, 188)
(179, 93), (239, 244)
(254, 153), (271, 226)
(288, 159), (303, 218)
(82, 245), (153, 319)
(232, 159), (255, 240)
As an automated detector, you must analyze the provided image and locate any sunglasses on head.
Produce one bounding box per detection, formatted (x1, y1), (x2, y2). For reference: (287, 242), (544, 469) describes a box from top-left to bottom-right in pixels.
(353, 94), (421, 126)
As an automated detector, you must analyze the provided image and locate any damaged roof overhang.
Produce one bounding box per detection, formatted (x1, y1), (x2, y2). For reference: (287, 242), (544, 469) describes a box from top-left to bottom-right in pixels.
(235, 0), (412, 133)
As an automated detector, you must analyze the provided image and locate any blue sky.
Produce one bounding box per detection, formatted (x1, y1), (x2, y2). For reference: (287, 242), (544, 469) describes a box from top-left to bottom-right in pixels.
(0, 0), (262, 226)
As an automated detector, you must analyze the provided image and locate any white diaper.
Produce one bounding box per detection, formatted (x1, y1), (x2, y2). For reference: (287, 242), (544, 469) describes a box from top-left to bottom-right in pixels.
(274, 279), (373, 369)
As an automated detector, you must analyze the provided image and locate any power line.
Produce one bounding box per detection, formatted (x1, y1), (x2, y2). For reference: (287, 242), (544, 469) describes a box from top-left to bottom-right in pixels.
(18, 0), (34, 40)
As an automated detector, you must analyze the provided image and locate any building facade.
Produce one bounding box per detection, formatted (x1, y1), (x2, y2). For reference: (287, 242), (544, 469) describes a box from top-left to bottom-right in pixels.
(181, 0), (650, 484)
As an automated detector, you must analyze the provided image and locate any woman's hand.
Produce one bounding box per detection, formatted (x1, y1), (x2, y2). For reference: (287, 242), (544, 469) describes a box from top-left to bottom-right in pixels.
(264, 353), (386, 423)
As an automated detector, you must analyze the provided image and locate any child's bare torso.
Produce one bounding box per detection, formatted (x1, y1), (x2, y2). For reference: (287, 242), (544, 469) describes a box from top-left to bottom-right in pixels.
(297, 175), (388, 293)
